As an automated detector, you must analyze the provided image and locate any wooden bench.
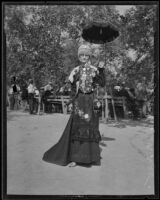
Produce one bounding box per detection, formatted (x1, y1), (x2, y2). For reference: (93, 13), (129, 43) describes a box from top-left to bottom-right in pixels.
(45, 95), (70, 114)
(103, 96), (127, 121)
(45, 95), (127, 120)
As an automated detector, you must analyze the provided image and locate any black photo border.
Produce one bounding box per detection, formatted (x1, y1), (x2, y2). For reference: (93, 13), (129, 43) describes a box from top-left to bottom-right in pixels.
(1, 1), (159, 199)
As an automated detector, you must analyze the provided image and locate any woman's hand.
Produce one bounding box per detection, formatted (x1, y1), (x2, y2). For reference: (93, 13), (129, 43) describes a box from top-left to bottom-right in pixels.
(68, 66), (79, 83)
(98, 61), (105, 68)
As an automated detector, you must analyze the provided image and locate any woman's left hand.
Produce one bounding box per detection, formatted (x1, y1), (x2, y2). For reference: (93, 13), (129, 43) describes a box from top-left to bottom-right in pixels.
(98, 61), (105, 68)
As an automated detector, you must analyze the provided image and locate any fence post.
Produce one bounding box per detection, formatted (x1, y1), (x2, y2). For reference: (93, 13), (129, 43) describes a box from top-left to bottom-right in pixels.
(101, 98), (105, 121)
(37, 95), (41, 115)
(104, 93), (109, 122)
(61, 96), (67, 114)
(122, 97), (127, 118)
(109, 88), (118, 122)
(42, 102), (45, 113)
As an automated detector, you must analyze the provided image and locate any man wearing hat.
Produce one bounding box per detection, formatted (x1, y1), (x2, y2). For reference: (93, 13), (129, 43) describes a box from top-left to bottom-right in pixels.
(43, 81), (53, 113)
(8, 76), (21, 110)
(27, 79), (36, 114)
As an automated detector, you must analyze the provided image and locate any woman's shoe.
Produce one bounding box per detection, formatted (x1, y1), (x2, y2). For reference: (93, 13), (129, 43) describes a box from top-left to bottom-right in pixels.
(68, 162), (77, 167)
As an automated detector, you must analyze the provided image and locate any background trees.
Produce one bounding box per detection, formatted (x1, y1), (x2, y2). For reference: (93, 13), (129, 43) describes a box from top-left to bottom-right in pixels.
(119, 5), (157, 90)
(4, 4), (157, 94)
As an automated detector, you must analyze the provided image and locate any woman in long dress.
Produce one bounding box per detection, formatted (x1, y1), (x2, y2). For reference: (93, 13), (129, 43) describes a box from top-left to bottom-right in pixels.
(42, 44), (105, 167)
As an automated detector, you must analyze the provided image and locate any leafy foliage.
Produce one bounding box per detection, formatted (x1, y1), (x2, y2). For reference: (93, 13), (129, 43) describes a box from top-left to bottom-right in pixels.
(4, 4), (157, 96)
(119, 5), (157, 89)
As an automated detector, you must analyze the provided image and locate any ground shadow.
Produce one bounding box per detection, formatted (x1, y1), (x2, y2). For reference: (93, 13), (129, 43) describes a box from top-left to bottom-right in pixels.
(7, 110), (40, 121)
(101, 116), (154, 129)
(99, 136), (115, 147)
(77, 159), (101, 168)
(7, 113), (28, 121)
(99, 142), (107, 147)
(125, 119), (154, 128)
(101, 136), (115, 141)
(77, 163), (92, 168)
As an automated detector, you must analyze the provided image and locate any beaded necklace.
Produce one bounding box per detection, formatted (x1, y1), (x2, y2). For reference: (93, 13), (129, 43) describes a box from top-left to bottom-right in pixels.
(79, 64), (96, 93)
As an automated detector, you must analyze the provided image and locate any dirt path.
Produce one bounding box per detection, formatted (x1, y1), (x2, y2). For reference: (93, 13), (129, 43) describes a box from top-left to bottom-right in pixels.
(7, 110), (154, 195)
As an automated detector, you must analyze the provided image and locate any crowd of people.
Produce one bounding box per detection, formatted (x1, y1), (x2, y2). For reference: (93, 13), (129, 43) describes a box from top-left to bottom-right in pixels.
(7, 76), (55, 115)
(7, 75), (154, 120)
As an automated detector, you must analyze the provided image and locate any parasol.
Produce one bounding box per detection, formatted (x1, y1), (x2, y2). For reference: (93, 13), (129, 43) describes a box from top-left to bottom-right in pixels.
(82, 20), (119, 69)
(82, 21), (119, 44)
(81, 20), (120, 121)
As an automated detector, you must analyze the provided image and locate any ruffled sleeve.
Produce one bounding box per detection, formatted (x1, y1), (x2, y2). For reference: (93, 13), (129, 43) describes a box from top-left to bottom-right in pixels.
(68, 66), (79, 83)
(68, 66), (80, 99)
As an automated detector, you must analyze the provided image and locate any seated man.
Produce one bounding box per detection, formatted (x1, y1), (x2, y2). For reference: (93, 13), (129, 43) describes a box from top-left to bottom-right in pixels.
(113, 85), (121, 97)
(127, 88), (139, 119)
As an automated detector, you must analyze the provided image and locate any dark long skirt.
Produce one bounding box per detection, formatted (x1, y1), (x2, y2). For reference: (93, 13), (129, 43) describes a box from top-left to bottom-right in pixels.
(42, 115), (73, 166)
(69, 141), (101, 164)
(42, 92), (101, 166)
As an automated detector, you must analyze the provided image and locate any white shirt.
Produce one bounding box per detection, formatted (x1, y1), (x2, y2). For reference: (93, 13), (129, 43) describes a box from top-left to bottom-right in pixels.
(44, 84), (52, 91)
(27, 84), (36, 94)
(35, 89), (39, 96)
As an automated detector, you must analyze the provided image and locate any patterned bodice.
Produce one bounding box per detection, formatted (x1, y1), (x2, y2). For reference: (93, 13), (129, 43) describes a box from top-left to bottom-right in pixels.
(68, 63), (105, 95)
(78, 65), (97, 93)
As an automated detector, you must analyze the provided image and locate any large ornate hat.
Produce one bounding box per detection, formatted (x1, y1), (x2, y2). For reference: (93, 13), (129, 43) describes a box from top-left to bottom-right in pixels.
(78, 44), (92, 57)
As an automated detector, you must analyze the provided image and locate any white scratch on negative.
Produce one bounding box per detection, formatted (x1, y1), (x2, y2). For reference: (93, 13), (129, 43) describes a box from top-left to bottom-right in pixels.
(144, 175), (151, 187)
